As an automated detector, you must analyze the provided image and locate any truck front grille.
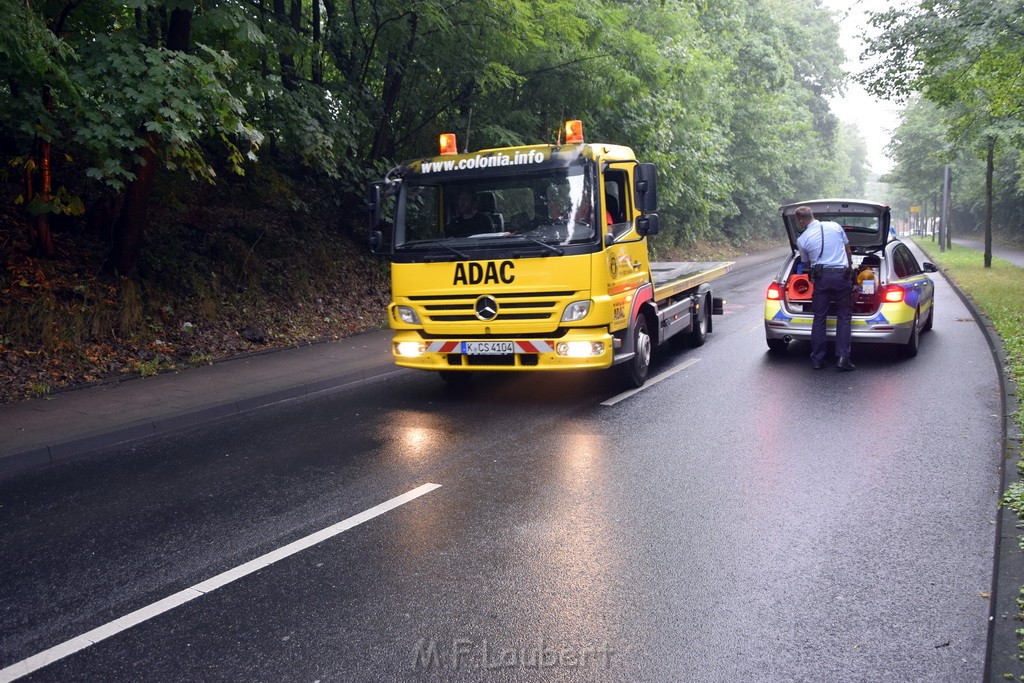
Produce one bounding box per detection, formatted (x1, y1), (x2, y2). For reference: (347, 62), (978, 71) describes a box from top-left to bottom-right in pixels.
(447, 354), (540, 367)
(410, 291), (574, 323)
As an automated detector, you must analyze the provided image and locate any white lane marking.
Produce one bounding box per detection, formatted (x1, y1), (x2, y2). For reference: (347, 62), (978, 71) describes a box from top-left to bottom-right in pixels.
(0, 483), (442, 683)
(744, 322), (763, 334)
(600, 358), (701, 406)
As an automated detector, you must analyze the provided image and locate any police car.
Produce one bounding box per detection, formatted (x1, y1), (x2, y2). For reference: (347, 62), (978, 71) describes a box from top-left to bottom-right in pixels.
(764, 199), (938, 356)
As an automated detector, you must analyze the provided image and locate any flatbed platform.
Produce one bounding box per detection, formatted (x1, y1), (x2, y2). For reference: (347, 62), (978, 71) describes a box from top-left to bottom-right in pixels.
(651, 261), (734, 300)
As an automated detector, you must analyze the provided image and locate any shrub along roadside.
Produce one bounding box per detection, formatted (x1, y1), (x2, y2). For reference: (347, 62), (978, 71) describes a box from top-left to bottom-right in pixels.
(912, 238), (1024, 671)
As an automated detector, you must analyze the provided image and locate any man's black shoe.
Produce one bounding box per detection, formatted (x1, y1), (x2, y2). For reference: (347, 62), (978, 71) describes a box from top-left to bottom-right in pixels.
(836, 357), (856, 372)
(812, 361), (825, 370)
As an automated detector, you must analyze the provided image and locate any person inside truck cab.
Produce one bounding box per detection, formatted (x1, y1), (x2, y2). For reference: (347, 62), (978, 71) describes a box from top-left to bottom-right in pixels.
(543, 187), (610, 227)
(447, 191), (494, 237)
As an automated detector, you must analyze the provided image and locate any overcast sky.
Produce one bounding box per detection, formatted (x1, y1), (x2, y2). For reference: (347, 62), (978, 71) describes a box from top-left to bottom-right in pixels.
(820, 0), (905, 176)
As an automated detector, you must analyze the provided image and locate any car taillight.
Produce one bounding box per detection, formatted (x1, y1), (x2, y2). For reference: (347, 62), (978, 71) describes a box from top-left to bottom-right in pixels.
(882, 285), (904, 303)
(766, 283), (783, 300)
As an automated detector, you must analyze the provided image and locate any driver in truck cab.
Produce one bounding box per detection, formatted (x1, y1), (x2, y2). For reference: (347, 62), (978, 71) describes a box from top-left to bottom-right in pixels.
(542, 185), (612, 228)
(447, 191), (494, 237)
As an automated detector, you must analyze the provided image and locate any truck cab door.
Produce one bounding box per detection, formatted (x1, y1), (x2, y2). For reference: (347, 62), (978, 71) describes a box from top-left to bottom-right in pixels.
(602, 165), (651, 333)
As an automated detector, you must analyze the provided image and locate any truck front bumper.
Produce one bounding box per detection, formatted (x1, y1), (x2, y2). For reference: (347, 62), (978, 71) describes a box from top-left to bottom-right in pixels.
(390, 328), (614, 372)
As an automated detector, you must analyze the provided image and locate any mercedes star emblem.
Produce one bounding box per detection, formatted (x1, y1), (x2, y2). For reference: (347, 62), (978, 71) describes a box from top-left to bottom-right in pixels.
(475, 295), (498, 321)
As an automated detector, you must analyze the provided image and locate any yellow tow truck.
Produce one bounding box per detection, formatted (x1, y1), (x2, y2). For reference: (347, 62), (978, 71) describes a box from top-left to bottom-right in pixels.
(368, 120), (732, 387)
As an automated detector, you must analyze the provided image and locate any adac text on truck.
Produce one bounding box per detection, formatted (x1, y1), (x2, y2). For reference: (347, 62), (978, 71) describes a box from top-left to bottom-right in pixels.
(368, 120), (732, 388)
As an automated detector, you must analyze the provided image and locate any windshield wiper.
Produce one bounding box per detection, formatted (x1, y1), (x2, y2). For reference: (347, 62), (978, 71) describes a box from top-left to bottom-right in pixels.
(402, 239), (470, 260)
(510, 235), (564, 256)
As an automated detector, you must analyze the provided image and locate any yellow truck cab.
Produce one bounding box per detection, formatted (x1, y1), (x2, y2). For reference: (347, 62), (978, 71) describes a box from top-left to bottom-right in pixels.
(368, 120), (731, 387)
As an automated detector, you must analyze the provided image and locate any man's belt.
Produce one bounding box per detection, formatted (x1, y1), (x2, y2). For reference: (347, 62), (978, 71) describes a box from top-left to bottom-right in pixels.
(819, 265), (848, 271)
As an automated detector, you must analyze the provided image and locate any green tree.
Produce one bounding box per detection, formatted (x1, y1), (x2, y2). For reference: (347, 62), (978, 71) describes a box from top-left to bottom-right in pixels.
(0, 0), (80, 257)
(1, 0), (262, 274)
(862, 0), (1024, 265)
(1, 0), (869, 274)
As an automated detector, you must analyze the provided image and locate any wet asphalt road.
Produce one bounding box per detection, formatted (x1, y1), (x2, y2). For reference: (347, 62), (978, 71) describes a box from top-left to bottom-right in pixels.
(0, 248), (1003, 682)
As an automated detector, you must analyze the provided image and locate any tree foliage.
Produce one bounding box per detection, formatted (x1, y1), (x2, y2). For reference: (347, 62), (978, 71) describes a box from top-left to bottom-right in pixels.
(0, 0), (864, 273)
(861, 0), (1024, 251)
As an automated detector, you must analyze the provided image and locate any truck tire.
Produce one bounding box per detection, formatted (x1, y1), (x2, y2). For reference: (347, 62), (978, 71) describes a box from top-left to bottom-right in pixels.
(623, 314), (652, 387)
(684, 295), (709, 347)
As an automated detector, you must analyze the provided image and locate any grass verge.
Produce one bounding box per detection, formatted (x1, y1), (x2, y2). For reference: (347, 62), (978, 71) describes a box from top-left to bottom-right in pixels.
(912, 240), (1023, 438)
(912, 238), (1024, 675)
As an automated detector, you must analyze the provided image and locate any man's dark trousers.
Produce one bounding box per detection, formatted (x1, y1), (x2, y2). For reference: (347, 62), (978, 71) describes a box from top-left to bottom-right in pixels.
(810, 270), (853, 365)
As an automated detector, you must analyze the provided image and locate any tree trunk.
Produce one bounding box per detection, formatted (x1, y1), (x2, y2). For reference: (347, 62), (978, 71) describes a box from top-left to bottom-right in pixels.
(274, 0), (298, 90)
(110, 6), (193, 276)
(368, 13), (418, 160)
(312, 0), (322, 85)
(166, 7), (192, 51)
(984, 137), (993, 268)
(27, 90), (56, 258)
(112, 132), (159, 275)
(34, 138), (55, 258)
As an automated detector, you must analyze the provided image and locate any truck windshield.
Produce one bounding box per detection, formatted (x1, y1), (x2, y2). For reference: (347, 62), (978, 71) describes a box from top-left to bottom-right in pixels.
(395, 165), (599, 251)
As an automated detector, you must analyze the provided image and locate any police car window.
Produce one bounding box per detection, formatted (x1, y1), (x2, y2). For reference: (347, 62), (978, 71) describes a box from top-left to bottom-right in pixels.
(892, 247), (911, 278)
(898, 245), (922, 275)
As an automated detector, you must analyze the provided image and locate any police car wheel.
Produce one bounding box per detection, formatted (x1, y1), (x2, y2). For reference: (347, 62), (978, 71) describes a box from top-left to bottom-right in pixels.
(767, 338), (788, 353)
(922, 304), (934, 332)
(903, 309), (920, 358)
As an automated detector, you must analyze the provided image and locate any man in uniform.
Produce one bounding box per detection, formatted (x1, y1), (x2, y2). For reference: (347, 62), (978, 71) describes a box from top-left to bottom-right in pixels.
(795, 205), (855, 371)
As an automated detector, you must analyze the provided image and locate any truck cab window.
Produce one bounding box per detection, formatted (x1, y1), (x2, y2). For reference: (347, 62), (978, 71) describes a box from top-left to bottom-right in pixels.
(398, 184), (441, 244)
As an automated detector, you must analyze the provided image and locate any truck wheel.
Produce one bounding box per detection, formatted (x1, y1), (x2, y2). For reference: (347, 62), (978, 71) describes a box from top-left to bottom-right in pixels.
(623, 314), (652, 387)
(439, 370), (473, 386)
(684, 296), (709, 347)
(767, 338), (788, 353)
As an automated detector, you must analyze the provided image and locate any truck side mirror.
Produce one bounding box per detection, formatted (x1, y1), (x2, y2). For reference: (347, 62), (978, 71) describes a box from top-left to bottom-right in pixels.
(637, 213), (659, 237)
(369, 231), (383, 252)
(367, 184), (382, 227)
(635, 163), (658, 213)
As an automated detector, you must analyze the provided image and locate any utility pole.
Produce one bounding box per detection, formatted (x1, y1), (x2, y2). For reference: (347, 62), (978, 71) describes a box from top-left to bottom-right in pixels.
(940, 165), (951, 253)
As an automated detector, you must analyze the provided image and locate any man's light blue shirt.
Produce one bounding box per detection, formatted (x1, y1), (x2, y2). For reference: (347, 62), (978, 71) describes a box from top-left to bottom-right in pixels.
(797, 219), (849, 267)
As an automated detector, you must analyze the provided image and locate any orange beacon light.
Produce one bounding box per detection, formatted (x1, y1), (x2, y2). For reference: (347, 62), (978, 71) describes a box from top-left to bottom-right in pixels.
(564, 120), (584, 144)
(439, 133), (458, 155)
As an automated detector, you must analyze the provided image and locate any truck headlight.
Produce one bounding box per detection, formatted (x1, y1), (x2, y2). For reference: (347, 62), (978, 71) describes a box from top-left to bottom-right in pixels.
(395, 341), (426, 357)
(556, 341), (605, 357)
(560, 300), (591, 322)
(396, 306), (421, 324)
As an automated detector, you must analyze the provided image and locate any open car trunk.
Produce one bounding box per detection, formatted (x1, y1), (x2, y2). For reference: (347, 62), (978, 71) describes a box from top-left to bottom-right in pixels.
(779, 198), (891, 252)
(777, 198), (891, 316)
(780, 255), (884, 316)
